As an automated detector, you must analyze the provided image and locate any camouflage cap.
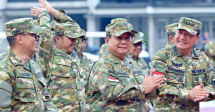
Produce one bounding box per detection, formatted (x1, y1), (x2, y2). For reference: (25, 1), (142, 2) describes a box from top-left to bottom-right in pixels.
(165, 23), (178, 35)
(134, 32), (145, 44)
(106, 18), (137, 37)
(80, 29), (86, 39)
(4, 18), (45, 37)
(205, 41), (215, 57)
(54, 22), (84, 38)
(176, 17), (202, 35)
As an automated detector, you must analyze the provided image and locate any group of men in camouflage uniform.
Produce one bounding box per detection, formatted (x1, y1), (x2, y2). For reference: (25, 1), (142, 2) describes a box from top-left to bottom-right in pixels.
(0, 0), (215, 112)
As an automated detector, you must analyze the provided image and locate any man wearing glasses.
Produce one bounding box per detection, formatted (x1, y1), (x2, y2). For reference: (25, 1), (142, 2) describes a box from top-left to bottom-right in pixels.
(0, 18), (57, 111)
(86, 18), (164, 111)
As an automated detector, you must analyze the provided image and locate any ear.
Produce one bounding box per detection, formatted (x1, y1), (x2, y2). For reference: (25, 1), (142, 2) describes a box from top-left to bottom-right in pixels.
(16, 35), (23, 44)
(84, 41), (87, 47)
(105, 36), (110, 46)
(55, 36), (62, 43)
(195, 36), (200, 44)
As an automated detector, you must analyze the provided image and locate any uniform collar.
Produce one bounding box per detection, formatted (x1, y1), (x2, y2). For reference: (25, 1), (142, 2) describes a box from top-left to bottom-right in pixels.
(54, 49), (72, 59)
(173, 45), (199, 59)
(103, 51), (131, 65)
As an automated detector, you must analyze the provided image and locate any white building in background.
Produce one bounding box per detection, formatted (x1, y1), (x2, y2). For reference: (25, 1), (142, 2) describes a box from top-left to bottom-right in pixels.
(1, 0), (215, 57)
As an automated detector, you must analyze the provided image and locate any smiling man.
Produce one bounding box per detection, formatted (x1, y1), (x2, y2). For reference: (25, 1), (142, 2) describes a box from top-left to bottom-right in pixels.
(151, 17), (215, 111)
(86, 18), (164, 112)
(0, 18), (57, 111)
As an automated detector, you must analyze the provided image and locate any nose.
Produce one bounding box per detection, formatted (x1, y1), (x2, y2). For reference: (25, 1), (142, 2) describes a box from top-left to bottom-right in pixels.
(179, 33), (186, 40)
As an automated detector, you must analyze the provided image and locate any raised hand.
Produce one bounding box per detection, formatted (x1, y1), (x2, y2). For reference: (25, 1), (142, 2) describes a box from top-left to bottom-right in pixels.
(188, 84), (209, 102)
(30, 7), (46, 18)
(142, 70), (165, 94)
(38, 0), (53, 13)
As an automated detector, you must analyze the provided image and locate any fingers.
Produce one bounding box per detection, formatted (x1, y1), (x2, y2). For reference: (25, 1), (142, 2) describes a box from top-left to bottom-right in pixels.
(38, 2), (43, 8)
(200, 84), (204, 89)
(149, 69), (155, 77)
(194, 96), (205, 102)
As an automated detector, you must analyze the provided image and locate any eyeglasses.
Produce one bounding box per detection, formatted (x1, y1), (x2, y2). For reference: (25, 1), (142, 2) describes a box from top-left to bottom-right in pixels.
(133, 42), (143, 47)
(20, 33), (40, 40)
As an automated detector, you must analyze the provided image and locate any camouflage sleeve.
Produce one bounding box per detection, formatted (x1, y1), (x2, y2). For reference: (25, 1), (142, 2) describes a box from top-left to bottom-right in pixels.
(44, 100), (57, 112)
(55, 11), (77, 24)
(37, 10), (53, 78)
(0, 51), (8, 61)
(151, 57), (190, 104)
(203, 56), (215, 100)
(0, 71), (12, 111)
(145, 89), (159, 100)
(90, 63), (146, 101)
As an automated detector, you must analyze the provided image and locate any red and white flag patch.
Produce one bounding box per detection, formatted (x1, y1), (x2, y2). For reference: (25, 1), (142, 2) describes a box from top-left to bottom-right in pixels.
(108, 76), (119, 82)
(154, 71), (164, 76)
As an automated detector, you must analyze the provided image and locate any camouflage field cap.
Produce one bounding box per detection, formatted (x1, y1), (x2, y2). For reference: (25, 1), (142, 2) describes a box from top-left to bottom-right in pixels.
(205, 41), (215, 57)
(4, 18), (45, 37)
(54, 22), (84, 38)
(165, 23), (178, 35)
(176, 17), (202, 35)
(80, 29), (86, 39)
(106, 18), (137, 37)
(134, 32), (145, 44)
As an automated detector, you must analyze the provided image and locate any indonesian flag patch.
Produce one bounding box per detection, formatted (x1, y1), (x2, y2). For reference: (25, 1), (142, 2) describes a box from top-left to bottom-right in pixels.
(108, 76), (119, 82)
(154, 71), (164, 76)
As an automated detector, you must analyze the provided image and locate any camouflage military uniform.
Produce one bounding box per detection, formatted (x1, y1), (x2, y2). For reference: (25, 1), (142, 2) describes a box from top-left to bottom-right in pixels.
(151, 45), (215, 111)
(205, 41), (215, 67)
(165, 23), (177, 49)
(86, 18), (158, 112)
(99, 44), (107, 58)
(0, 17), (57, 111)
(47, 14), (87, 111)
(0, 51), (8, 61)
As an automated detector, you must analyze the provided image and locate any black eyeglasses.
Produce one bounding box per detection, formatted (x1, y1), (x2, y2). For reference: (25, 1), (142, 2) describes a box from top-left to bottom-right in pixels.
(20, 33), (40, 40)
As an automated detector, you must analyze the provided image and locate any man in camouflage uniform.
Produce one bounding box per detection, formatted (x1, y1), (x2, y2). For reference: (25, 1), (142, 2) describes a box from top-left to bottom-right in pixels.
(86, 18), (164, 112)
(151, 17), (215, 112)
(33, 1), (88, 111)
(205, 41), (215, 67)
(0, 17), (57, 111)
(74, 29), (93, 86)
(165, 23), (178, 49)
(128, 32), (152, 111)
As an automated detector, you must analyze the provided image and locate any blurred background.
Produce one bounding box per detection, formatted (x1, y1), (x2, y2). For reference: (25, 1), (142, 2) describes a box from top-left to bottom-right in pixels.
(0, 0), (215, 111)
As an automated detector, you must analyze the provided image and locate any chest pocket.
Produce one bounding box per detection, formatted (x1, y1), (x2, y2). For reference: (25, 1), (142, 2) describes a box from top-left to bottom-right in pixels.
(191, 69), (206, 86)
(116, 71), (130, 83)
(166, 66), (186, 88)
(133, 71), (144, 84)
(53, 59), (73, 78)
(15, 71), (37, 102)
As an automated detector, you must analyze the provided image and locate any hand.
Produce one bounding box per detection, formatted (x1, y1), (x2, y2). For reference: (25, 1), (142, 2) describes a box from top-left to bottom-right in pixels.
(146, 102), (150, 112)
(188, 84), (209, 102)
(38, 0), (53, 13)
(30, 7), (46, 17)
(142, 70), (165, 94)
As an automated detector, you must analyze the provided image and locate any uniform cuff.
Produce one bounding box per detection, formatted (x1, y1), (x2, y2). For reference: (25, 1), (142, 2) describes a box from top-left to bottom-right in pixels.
(179, 89), (189, 104)
(136, 84), (145, 100)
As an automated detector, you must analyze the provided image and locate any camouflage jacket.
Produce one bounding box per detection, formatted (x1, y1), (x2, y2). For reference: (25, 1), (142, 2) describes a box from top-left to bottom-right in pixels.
(86, 51), (158, 112)
(165, 42), (172, 49)
(208, 56), (215, 67)
(48, 49), (86, 112)
(133, 56), (149, 75)
(151, 45), (215, 112)
(0, 50), (55, 112)
(0, 10), (57, 112)
(80, 54), (93, 85)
